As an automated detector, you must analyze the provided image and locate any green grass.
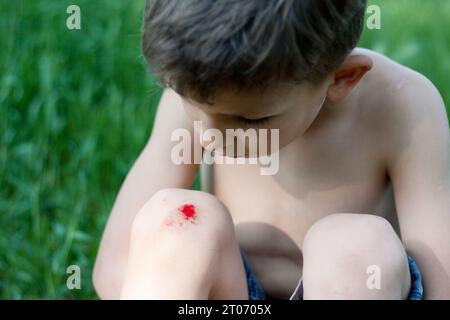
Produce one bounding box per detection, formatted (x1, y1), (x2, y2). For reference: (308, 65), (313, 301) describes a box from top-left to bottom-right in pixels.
(0, 0), (449, 299)
(361, 0), (450, 107)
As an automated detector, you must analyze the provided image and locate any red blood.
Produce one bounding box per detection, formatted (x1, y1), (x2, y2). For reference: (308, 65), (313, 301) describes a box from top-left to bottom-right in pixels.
(179, 204), (196, 220)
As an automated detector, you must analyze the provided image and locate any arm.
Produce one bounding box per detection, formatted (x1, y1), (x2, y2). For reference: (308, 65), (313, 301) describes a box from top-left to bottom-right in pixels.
(385, 74), (450, 299)
(92, 89), (198, 299)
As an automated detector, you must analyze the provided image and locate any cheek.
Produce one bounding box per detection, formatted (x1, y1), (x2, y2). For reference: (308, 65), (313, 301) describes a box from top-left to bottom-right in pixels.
(268, 114), (300, 146)
(183, 104), (201, 121)
(273, 108), (314, 148)
(278, 126), (299, 149)
(183, 104), (226, 131)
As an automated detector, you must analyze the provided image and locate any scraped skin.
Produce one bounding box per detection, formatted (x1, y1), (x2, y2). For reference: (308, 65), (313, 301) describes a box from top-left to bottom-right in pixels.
(163, 203), (198, 227)
(120, 189), (247, 299)
(179, 204), (197, 222)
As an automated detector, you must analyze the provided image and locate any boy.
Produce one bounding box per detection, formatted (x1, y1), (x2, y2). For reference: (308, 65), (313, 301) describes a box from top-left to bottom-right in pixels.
(93, 0), (450, 299)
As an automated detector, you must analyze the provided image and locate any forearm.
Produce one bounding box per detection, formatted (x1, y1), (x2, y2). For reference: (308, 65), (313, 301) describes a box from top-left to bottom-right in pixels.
(404, 235), (450, 299)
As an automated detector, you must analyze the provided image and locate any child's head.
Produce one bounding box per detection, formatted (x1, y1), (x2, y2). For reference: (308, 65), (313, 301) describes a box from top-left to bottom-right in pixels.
(143, 0), (370, 150)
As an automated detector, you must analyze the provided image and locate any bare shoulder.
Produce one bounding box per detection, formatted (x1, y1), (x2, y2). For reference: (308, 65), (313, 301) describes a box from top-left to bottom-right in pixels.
(353, 48), (448, 141)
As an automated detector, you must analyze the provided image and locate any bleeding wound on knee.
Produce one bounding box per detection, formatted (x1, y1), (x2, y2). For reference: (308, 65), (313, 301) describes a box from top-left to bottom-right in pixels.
(164, 203), (198, 227)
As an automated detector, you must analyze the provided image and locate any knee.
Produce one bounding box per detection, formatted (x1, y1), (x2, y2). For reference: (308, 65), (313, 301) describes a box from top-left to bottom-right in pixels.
(130, 188), (235, 251)
(303, 213), (410, 299)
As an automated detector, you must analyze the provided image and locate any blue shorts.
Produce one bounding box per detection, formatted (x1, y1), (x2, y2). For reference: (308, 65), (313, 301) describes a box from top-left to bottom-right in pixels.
(241, 251), (423, 300)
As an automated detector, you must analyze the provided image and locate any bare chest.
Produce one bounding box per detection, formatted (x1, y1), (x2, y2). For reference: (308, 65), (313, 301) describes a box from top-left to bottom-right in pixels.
(213, 125), (398, 247)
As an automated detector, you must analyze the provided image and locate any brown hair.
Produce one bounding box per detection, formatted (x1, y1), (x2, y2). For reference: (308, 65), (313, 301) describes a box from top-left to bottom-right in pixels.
(142, 0), (367, 103)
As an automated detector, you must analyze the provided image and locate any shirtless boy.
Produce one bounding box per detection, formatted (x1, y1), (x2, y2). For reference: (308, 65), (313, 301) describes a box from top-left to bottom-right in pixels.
(93, 0), (450, 300)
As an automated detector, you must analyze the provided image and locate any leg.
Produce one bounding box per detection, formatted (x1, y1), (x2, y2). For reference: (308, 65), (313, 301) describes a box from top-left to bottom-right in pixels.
(120, 188), (248, 299)
(302, 213), (411, 300)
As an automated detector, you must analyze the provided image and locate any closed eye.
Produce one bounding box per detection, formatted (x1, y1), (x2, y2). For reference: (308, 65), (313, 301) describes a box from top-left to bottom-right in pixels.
(239, 116), (273, 127)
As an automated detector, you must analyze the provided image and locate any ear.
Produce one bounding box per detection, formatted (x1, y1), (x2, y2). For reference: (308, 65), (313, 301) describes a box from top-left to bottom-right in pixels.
(326, 54), (373, 103)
